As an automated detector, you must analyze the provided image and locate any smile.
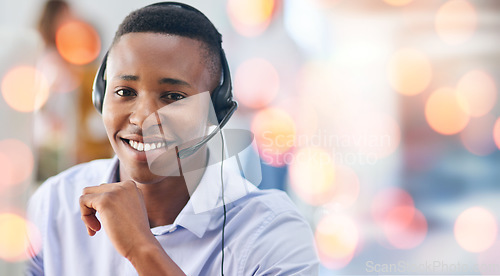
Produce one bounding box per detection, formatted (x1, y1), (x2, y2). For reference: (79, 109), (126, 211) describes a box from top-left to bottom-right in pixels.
(124, 139), (166, 152)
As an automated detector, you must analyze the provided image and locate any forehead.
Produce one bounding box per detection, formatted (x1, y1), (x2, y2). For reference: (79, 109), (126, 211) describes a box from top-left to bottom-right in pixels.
(106, 33), (210, 86)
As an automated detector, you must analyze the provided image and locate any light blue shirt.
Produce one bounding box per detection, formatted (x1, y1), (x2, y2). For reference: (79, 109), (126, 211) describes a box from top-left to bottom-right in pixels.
(26, 157), (319, 275)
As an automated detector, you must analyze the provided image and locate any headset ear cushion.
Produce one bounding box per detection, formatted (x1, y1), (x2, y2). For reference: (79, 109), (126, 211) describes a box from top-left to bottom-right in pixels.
(211, 49), (236, 123)
(92, 52), (108, 113)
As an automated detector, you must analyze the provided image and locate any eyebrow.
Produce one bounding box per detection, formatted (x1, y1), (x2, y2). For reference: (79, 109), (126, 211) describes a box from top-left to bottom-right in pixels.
(159, 78), (191, 87)
(113, 75), (191, 87)
(115, 75), (138, 81)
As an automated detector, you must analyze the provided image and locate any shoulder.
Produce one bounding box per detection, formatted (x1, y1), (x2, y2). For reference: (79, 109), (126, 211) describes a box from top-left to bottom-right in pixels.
(230, 189), (319, 275)
(233, 189), (303, 219)
(28, 158), (116, 214)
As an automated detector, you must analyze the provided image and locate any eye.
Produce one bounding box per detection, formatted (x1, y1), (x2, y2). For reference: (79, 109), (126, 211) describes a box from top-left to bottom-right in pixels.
(115, 89), (136, 97)
(163, 92), (185, 101)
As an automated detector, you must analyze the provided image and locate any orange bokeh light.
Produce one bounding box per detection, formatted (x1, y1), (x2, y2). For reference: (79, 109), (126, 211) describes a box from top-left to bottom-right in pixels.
(435, 0), (477, 45)
(388, 48), (432, 96)
(227, 0), (275, 37)
(494, 117), (500, 150)
(289, 147), (336, 205)
(251, 107), (296, 166)
(1, 66), (50, 112)
(383, 0), (413, 6)
(383, 206), (428, 249)
(454, 207), (497, 253)
(0, 213), (41, 262)
(425, 87), (470, 135)
(456, 70), (497, 117)
(234, 58), (279, 109)
(460, 115), (497, 156)
(0, 139), (34, 192)
(56, 20), (100, 65)
(315, 214), (359, 269)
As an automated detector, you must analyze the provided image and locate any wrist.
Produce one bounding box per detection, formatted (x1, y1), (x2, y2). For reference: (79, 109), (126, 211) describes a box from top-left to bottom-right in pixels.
(127, 238), (162, 265)
(127, 239), (185, 276)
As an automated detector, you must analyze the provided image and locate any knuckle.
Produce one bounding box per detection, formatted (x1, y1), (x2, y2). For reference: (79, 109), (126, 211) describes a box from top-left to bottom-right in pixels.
(82, 187), (91, 195)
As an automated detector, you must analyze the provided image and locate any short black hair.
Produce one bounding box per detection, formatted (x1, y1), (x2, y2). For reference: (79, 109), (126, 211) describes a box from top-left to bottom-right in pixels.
(112, 3), (222, 81)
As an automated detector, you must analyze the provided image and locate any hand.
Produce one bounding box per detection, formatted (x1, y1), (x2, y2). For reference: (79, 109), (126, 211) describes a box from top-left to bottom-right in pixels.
(79, 180), (155, 259)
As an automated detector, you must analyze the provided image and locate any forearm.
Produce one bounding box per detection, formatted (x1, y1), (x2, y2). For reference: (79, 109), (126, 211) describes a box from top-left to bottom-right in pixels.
(129, 241), (186, 276)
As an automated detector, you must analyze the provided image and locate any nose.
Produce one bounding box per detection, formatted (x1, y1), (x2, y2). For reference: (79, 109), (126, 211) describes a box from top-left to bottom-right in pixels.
(129, 94), (160, 129)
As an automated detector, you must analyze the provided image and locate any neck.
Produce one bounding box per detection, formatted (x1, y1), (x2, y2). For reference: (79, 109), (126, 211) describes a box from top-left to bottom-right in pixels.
(117, 149), (208, 228)
(137, 176), (190, 228)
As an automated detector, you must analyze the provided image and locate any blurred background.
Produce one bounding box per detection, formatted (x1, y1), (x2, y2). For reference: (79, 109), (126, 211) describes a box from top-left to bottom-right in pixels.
(1, 0), (500, 275)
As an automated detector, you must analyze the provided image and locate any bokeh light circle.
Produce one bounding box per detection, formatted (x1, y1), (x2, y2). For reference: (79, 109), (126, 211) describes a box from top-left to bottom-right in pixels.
(435, 0), (477, 45)
(251, 107), (296, 166)
(494, 117), (500, 150)
(234, 58), (279, 109)
(383, 0), (413, 6)
(0, 153), (15, 194)
(460, 115), (497, 156)
(0, 139), (34, 191)
(55, 20), (101, 65)
(227, 0), (275, 37)
(289, 147), (336, 205)
(371, 187), (414, 226)
(425, 87), (470, 135)
(456, 70), (497, 118)
(454, 207), (497, 253)
(388, 48), (432, 96)
(315, 214), (359, 269)
(383, 206), (428, 249)
(0, 213), (41, 262)
(1, 66), (50, 112)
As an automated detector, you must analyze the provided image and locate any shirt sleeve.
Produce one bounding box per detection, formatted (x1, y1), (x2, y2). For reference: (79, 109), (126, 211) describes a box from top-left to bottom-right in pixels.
(24, 183), (48, 276)
(241, 210), (320, 276)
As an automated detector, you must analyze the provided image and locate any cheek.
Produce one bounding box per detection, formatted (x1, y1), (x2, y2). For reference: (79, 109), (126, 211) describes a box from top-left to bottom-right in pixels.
(101, 98), (123, 139)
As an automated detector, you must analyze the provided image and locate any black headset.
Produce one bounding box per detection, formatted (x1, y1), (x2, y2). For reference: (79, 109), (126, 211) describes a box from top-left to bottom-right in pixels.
(92, 2), (237, 129)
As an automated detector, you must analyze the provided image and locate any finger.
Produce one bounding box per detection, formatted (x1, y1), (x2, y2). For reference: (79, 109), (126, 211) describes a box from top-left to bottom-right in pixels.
(81, 209), (101, 232)
(82, 183), (115, 195)
(79, 194), (102, 235)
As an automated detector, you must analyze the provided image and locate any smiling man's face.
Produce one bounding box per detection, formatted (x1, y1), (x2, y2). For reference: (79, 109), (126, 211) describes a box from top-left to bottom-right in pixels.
(102, 32), (217, 184)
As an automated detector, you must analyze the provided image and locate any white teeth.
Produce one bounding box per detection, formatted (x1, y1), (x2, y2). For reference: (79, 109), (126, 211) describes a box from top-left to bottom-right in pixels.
(127, 139), (166, 152)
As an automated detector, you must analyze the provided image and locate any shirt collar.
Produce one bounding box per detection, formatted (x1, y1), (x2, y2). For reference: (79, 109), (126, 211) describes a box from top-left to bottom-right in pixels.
(102, 155), (120, 184)
(103, 152), (256, 239)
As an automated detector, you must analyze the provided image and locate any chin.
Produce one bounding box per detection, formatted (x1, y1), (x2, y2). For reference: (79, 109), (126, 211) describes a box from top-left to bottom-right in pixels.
(128, 170), (167, 185)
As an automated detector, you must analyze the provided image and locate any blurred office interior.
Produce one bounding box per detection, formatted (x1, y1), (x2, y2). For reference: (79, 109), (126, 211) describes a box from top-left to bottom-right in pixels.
(1, 0), (500, 274)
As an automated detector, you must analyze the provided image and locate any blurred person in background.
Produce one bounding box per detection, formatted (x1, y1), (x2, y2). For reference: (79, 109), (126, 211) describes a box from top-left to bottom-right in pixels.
(35, 0), (112, 183)
(26, 2), (318, 275)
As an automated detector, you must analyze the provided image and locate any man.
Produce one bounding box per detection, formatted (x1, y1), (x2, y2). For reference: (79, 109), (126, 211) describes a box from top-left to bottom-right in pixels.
(27, 2), (319, 275)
